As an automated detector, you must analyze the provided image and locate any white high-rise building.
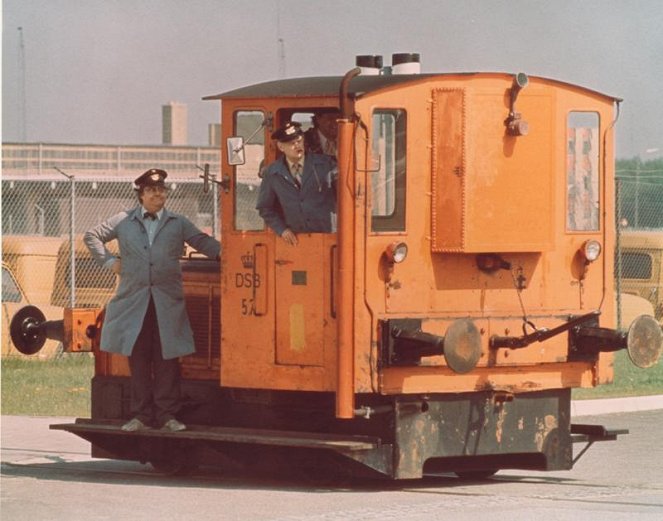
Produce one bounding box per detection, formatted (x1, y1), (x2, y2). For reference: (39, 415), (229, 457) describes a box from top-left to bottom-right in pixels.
(162, 102), (187, 145)
(208, 123), (221, 146)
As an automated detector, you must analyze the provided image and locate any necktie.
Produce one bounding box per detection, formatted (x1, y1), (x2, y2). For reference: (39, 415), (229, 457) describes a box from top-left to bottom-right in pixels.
(144, 212), (157, 220)
(324, 139), (336, 155)
(292, 163), (302, 187)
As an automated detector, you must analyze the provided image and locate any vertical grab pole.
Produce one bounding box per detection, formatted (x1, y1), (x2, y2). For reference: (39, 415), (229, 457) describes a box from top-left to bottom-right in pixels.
(336, 68), (361, 419)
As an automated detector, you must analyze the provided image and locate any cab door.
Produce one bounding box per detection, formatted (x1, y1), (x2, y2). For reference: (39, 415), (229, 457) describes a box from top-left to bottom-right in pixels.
(220, 108), (337, 391)
(274, 234), (332, 367)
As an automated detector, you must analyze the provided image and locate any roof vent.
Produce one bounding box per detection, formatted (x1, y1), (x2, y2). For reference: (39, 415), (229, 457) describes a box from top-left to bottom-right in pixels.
(356, 55), (383, 76)
(392, 53), (421, 75)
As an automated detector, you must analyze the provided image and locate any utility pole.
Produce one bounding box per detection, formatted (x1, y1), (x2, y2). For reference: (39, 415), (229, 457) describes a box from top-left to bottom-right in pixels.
(17, 27), (27, 141)
(634, 159), (640, 228)
(276, 1), (285, 78)
(278, 38), (286, 79)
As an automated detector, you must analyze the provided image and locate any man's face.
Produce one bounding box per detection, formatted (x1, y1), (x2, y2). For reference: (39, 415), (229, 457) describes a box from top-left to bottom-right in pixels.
(278, 135), (305, 163)
(317, 113), (339, 140)
(140, 184), (168, 213)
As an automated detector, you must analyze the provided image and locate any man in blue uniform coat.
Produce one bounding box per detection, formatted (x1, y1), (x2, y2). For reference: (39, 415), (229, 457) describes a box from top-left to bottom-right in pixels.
(84, 169), (220, 432)
(256, 121), (337, 245)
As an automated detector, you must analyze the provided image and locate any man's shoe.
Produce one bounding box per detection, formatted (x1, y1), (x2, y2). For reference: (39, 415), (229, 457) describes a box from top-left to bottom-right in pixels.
(161, 419), (186, 432)
(121, 418), (151, 432)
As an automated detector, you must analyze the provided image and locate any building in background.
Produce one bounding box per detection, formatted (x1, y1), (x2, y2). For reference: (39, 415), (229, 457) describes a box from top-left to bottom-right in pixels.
(1, 142), (220, 238)
(208, 124), (222, 147)
(162, 102), (188, 145)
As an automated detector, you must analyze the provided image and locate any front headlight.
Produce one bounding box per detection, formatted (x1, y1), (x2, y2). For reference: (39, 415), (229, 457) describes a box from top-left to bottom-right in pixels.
(582, 240), (602, 262)
(385, 242), (408, 264)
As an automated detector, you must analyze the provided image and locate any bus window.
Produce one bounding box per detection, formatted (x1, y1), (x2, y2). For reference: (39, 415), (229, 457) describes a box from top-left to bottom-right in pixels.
(234, 110), (266, 231)
(567, 112), (599, 231)
(2, 266), (23, 303)
(371, 110), (406, 232)
(621, 252), (653, 280)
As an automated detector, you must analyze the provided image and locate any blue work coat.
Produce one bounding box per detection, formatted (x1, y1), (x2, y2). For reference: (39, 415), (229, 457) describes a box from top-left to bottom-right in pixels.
(84, 207), (220, 360)
(256, 154), (337, 236)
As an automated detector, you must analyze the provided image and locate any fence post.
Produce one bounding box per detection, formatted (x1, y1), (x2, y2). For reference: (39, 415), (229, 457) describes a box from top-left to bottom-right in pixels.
(634, 162), (639, 227)
(55, 167), (76, 307)
(615, 178), (622, 329)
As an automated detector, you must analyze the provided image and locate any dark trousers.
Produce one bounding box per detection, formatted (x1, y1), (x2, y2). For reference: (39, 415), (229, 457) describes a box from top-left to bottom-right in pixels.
(128, 297), (180, 426)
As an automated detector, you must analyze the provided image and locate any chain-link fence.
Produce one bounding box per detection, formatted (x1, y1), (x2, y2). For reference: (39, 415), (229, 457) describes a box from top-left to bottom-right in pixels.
(2, 174), (218, 310)
(615, 176), (663, 326)
(2, 170), (662, 327)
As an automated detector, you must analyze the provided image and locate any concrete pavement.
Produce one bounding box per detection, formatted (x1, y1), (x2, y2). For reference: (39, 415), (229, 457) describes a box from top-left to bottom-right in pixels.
(571, 394), (663, 416)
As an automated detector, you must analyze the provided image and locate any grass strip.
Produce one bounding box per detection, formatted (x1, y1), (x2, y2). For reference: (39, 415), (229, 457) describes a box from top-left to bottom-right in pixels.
(1, 351), (661, 416)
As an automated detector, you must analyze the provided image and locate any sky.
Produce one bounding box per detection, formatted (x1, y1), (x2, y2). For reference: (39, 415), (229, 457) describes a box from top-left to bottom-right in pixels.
(2, 0), (662, 159)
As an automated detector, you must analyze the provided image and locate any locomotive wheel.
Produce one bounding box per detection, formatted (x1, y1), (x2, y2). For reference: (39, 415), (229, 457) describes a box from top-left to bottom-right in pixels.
(454, 469), (498, 480)
(150, 459), (198, 476)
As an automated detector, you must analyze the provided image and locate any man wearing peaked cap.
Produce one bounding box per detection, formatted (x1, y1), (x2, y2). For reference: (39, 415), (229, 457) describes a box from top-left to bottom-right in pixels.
(257, 120), (337, 245)
(84, 167), (220, 433)
(270, 121), (304, 142)
(134, 168), (168, 189)
(304, 110), (340, 156)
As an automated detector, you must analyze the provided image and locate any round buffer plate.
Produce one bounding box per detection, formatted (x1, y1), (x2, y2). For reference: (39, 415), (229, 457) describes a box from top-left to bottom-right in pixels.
(627, 314), (662, 369)
(444, 318), (482, 374)
(10, 305), (47, 355)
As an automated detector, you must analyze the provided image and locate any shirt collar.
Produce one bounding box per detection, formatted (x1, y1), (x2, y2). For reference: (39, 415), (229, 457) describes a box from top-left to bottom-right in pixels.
(141, 207), (164, 220)
(285, 155), (305, 172)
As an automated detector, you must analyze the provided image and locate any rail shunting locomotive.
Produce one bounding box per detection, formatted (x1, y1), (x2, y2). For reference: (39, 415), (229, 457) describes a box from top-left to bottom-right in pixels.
(12, 53), (663, 480)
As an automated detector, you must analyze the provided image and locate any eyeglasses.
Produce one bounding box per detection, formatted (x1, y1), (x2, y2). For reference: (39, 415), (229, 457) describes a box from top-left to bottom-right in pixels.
(284, 137), (304, 147)
(143, 185), (167, 194)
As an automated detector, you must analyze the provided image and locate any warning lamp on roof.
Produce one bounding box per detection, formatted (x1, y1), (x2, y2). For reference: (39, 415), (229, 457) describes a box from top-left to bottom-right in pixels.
(505, 72), (529, 136)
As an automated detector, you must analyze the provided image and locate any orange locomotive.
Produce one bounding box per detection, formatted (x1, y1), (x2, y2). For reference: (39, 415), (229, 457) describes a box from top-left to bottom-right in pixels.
(12, 54), (662, 479)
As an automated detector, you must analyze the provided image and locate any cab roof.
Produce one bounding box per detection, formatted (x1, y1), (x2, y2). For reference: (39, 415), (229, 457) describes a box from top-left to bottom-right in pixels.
(203, 73), (620, 102)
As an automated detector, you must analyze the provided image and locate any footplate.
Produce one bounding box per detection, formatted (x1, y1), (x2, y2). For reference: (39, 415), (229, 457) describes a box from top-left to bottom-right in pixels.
(570, 423), (629, 464)
(51, 418), (381, 451)
(50, 418), (394, 478)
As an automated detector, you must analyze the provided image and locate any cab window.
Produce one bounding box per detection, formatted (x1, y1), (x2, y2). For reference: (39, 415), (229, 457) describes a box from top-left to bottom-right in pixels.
(567, 112), (599, 231)
(371, 110), (406, 232)
(234, 110), (266, 231)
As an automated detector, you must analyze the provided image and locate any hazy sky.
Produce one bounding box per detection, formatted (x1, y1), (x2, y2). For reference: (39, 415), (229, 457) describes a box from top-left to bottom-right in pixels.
(2, 0), (662, 159)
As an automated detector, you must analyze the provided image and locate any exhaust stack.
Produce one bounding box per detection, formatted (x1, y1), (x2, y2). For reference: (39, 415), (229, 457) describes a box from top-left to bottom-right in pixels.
(355, 55), (383, 76)
(392, 53), (421, 74)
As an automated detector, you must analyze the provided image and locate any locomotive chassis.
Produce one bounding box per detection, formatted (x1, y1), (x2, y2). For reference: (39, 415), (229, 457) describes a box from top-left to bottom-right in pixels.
(52, 378), (624, 479)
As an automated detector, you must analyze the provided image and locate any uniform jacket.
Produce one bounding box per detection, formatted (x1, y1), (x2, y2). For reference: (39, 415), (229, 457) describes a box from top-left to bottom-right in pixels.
(256, 153), (337, 236)
(84, 207), (220, 360)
